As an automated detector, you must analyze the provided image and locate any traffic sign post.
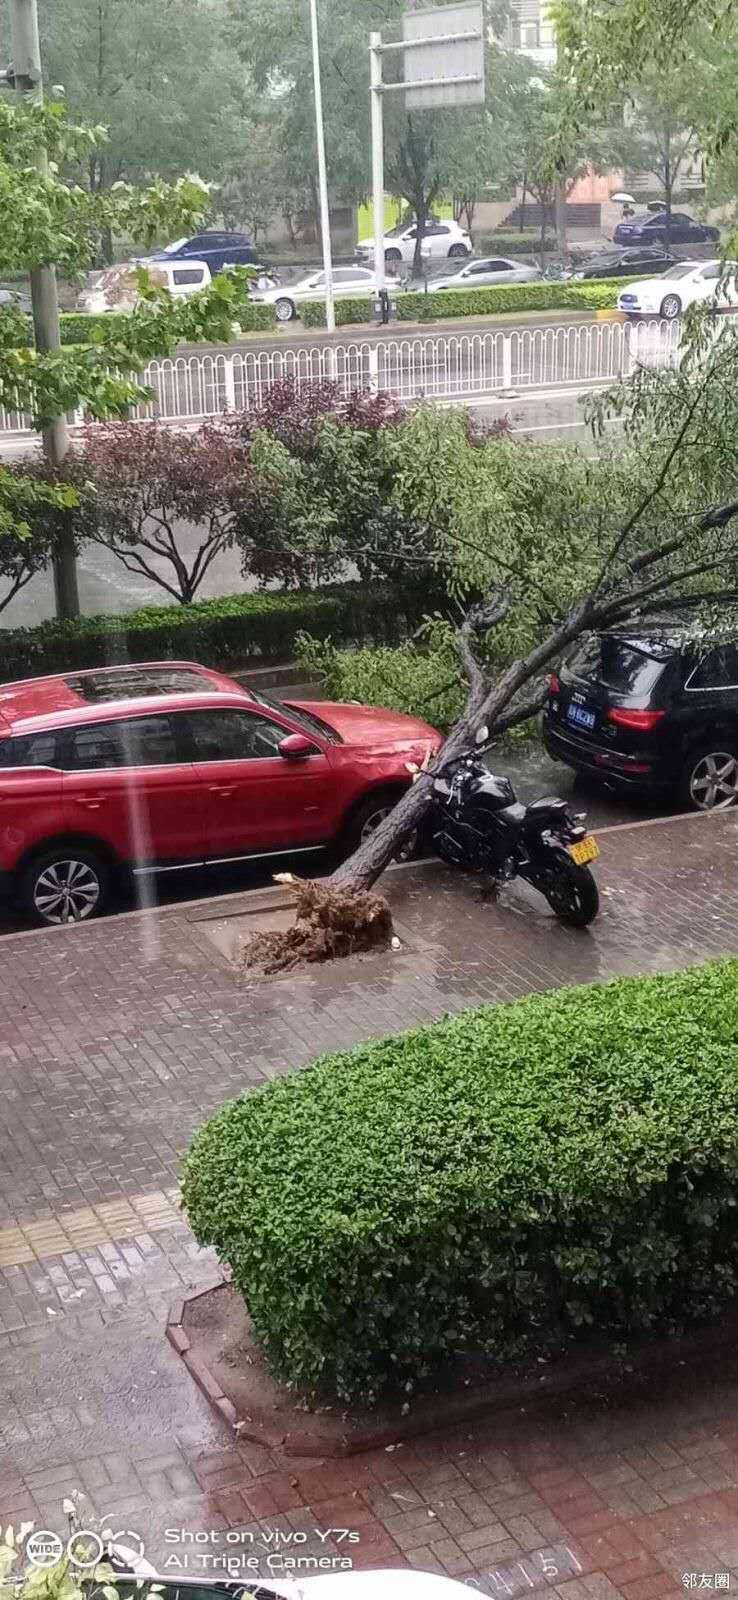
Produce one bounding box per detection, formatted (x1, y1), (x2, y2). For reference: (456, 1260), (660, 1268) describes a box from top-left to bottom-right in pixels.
(369, 4), (484, 312)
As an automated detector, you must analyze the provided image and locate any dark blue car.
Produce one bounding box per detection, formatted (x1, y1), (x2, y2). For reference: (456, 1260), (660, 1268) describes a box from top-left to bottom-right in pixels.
(151, 231), (258, 274)
(613, 211), (719, 246)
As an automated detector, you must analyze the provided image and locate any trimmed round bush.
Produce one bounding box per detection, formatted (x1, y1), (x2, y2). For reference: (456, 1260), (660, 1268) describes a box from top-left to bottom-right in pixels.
(182, 958), (738, 1402)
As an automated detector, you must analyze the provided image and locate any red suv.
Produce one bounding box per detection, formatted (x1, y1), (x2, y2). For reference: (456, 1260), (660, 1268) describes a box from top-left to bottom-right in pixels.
(0, 661), (441, 926)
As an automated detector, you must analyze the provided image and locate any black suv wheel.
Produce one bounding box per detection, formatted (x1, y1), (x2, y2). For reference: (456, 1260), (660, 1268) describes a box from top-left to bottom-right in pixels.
(679, 742), (738, 811)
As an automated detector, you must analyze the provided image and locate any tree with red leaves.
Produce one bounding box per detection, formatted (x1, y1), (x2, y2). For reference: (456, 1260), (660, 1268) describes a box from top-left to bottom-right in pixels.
(79, 421), (259, 605)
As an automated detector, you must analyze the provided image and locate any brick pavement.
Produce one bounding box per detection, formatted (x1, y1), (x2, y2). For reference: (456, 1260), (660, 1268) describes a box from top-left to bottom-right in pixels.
(3, 809), (738, 1597)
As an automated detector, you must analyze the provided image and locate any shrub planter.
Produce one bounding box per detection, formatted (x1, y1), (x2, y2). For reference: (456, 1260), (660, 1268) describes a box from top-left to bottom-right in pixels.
(167, 1280), (738, 1457)
(183, 959), (738, 1407)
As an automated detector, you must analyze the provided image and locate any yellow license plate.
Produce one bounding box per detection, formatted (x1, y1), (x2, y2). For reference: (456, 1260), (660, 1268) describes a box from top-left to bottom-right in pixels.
(568, 835), (600, 866)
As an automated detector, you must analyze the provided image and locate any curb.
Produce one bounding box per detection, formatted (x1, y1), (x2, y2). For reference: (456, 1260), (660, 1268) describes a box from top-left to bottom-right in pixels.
(166, 1281), (738, 1460)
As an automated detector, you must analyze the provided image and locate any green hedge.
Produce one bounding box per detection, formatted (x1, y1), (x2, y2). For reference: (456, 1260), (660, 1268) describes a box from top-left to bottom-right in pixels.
(300, 276), (636, 328)
(0, 581), (423, 679)
(183, 957), (738, 1402)
(476, 232), (550, 256)
(13, 302), (276, 349)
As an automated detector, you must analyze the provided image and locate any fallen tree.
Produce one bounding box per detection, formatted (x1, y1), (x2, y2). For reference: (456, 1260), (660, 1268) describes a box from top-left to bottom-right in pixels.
(239, 323), (738, 967)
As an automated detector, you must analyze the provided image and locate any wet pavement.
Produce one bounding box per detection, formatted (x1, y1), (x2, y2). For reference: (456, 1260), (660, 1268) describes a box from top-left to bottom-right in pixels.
(2, 808), (738, 1596)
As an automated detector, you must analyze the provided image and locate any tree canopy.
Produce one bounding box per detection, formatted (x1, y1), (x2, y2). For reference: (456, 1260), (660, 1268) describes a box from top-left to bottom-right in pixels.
(0, 91), (251, 589)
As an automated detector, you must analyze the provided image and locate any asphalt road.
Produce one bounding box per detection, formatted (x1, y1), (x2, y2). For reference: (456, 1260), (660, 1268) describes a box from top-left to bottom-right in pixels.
(0, 738), (683, 937)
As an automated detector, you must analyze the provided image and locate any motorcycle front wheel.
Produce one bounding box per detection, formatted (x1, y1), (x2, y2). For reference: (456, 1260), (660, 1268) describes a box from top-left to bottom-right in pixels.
(539, 850), (599, 927)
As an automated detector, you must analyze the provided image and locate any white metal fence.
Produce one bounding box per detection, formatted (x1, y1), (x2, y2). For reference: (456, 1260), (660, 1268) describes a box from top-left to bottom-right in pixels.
(0, 318), (684, 439)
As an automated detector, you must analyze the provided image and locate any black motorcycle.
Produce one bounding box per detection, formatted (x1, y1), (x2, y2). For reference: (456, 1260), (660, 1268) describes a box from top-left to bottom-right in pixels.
(427, 746), (600, 927)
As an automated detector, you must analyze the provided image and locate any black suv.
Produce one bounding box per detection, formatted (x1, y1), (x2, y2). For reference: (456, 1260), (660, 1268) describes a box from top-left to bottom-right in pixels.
(543, 618), (738, 811)
(150, 232), (258, 274)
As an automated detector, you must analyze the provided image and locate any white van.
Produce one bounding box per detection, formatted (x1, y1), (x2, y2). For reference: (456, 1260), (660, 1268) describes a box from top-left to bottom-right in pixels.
(76, 259), (212, 313)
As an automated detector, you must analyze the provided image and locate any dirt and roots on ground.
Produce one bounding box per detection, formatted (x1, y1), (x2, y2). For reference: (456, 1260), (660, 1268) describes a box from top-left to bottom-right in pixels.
(240, 873), (394, 975)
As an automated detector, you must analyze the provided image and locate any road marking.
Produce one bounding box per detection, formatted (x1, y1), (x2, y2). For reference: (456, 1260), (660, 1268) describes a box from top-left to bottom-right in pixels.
(0, 1187), (182, 1266)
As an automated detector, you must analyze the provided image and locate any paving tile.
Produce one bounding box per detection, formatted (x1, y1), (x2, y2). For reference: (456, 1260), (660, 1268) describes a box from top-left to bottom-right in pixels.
(2, 818), (738, 1587)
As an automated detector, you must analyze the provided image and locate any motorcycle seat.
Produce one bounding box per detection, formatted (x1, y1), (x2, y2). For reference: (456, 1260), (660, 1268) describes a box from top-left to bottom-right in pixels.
(527, 795), (569, 818)
(498, 802), (527, 824)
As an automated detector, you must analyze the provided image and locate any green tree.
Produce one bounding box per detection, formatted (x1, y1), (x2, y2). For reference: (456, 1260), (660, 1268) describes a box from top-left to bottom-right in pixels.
(229, 0), (509, 268)
(218, 112), (289, 244)
(0, 94), (251, 576)
(251, 325), (738, 908)
(32, 0), (249, 203)
(552, 0), (738, 177)
(493, 57), (628, 256)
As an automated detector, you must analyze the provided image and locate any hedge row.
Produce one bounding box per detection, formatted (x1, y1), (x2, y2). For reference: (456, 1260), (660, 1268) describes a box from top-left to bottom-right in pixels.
(183, 957), (738, 1402)
(300, 276), (636, 328)
(476, 232), (554, 256)
(0, 581), (423, 679)
(14, 302), (276, 349)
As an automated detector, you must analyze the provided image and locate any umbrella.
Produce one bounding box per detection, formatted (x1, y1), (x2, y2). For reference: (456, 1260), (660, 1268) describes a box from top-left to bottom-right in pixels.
(611, 191), (636, 204)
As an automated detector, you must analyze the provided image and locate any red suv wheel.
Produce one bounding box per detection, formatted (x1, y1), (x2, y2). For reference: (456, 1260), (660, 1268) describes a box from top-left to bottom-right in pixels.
(20, 847), (110, 927)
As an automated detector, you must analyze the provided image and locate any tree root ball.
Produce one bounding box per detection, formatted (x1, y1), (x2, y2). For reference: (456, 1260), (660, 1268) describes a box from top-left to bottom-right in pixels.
(241, 874), (394, 975)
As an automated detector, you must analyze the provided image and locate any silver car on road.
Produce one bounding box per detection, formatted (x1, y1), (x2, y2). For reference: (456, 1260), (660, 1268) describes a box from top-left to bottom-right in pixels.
(431, 255), (541, 292)
(252, 266), (379, 322)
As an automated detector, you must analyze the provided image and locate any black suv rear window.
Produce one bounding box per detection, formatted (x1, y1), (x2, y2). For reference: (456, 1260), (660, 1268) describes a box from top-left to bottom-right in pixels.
(568, 636), (667, 695)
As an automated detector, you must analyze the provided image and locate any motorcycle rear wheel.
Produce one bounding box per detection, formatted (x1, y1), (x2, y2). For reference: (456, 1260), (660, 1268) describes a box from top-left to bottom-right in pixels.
(541, 851), (599, 927)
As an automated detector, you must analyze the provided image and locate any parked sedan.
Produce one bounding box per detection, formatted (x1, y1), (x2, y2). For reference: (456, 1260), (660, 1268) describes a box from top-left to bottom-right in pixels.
(571, 245), (676, 279)
(618, 258), (738, 319)
(0, 660), (441, 926)
(431, 255), (540, 291)
(252, 266), (379, 322)
(355, 219), (471, 267)
(613, 210), (719, 246)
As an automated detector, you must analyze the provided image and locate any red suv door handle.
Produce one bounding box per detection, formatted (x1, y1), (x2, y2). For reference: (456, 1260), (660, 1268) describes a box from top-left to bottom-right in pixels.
(78, 794), (106, 810)
(209, 784), (236, 798)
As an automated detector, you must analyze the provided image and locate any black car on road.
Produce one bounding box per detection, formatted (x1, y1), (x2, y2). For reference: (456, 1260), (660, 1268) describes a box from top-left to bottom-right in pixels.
(572, 245), (676, 279)
(543, 619), (738, 811)
(150, 231), (258, 274)
(613, 211), (719, 246)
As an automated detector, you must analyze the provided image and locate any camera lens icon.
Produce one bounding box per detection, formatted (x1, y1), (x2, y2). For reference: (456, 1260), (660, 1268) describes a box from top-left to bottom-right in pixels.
(67, 1531), (105, 1570)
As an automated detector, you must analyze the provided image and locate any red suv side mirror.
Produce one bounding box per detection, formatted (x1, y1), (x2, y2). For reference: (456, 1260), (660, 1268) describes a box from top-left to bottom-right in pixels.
(278, 733), (317, 759)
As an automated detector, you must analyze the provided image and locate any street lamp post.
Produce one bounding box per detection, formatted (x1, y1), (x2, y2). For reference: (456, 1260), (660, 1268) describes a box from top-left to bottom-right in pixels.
(308, 0), (335, 334)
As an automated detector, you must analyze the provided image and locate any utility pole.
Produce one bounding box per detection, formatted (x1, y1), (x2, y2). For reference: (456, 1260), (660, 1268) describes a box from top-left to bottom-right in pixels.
(553, 33), (568, 263)
(9, 0), (79, 618)
(370, 32), (386, 303)
(308, 0), (335, 334)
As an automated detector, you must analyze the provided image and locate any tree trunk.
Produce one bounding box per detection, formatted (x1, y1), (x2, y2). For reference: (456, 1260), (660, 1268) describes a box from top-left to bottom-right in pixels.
(330, 717), (474, 892)
(555, 178), (567, 259)
(309, 175), (321, 245)
(663, 138), (672, 251)
(412, 192), (428, 278)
